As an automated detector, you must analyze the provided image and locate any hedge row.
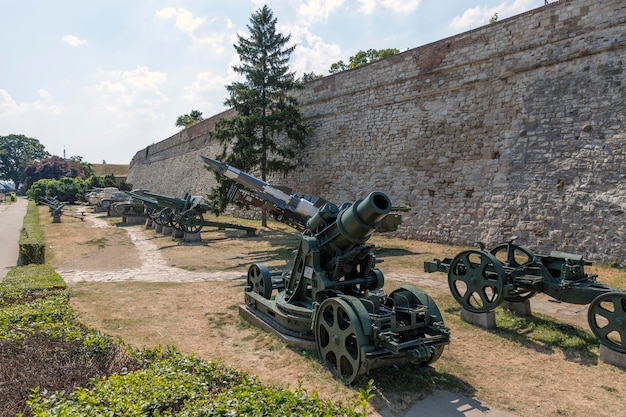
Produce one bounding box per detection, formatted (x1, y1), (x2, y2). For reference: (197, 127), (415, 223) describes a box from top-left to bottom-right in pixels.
(18, 200), (45, 265)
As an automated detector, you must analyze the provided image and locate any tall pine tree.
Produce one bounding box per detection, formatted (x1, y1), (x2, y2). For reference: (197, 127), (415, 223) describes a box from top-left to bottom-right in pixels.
(208, 5), (311, 225)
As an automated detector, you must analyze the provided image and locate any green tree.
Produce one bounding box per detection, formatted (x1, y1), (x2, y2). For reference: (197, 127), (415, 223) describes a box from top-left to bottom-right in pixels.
(0, 134), (49, 190)
(209, 5), (312, 226)
(301, 72), (323, 82)
(328, 48), (400, 74)
(69, 155), (95, 177)
(175, 110), (204, 129)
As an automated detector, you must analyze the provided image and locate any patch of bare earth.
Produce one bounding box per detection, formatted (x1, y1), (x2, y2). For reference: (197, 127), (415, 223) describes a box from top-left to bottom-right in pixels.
(40, 206), (626, 417)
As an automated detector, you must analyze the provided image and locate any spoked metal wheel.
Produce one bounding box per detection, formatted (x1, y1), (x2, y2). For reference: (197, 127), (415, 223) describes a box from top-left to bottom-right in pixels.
(247, 263), (273, 299)
(155, 208), (173, 226)
(314, 297), (367, 384)
(587, 292), (626, 353)
(448, 250), (507, 313)
(490, 243), (534, 267)
(150, 209), (164, 225)
(179, 210), (204, 234)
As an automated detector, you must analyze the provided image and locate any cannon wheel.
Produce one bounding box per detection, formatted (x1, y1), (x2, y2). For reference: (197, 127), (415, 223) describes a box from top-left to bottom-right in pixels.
(151, 209), (163, 226)
(180, 210), (204, 234)
(247, 263), (273, 299)
(489, 243), (537, 302)
(448, 249), (507, 313)
(490, 243), (534, 267)
(587, 292), (626, 354)
(314, 296), (367, 384)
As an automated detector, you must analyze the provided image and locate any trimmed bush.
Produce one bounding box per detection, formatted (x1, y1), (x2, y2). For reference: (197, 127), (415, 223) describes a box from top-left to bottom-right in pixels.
(19, 200), (45, 265)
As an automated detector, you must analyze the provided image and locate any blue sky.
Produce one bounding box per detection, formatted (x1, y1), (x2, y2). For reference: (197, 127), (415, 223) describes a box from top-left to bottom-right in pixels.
(0, 0), (546, 164)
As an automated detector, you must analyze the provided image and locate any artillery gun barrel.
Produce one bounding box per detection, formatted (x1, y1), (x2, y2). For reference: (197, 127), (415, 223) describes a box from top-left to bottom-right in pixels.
(317, 191), (391, 249)
(201, 156), (318, 218)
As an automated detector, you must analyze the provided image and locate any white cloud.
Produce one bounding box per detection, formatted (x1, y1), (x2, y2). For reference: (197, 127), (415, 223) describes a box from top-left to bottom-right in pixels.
(62, 34), (87, 47)
(286, 26), (342, 75)
(449, 0), (535, 32)
(0, 89), (19, 113)
(299, 0), (346, 22)
(90, 66), (167, 119)
(37, 89), (53, 102)
(0, 88), (64, 116)
(357, 0), (421, 15)
(155, 7), (232, 53)
(155, 7), (205, 35)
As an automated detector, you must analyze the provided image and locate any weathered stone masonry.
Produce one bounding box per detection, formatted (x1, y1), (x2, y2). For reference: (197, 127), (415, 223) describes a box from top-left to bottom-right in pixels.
(128, 0), (625, 264)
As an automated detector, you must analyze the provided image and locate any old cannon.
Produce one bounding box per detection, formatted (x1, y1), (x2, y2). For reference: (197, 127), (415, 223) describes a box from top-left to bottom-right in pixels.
(141, 191), (207, 233)
(424, 237), (626, 353)
(203, 156), (450, 384)
(126, 190), (256, 236)
(124, 190), (162, 221)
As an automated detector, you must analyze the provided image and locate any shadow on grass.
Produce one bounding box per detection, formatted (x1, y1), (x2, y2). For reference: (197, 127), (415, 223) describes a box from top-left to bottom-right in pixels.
(375, 247), (424, 258)
(444, 304), (599, 365)
(221, 248), (294, 272)
(286, 345), (474, 414)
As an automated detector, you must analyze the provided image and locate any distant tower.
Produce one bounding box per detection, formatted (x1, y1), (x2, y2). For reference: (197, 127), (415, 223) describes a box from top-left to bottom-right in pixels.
(63, 147), (66, 160)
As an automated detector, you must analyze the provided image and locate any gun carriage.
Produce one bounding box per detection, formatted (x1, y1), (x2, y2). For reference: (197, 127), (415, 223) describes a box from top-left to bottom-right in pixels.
(142, 191), (208, 234)
(126, 190), (256, 236)
(424, 237), (626, 353)
(203, 156), (450, 384)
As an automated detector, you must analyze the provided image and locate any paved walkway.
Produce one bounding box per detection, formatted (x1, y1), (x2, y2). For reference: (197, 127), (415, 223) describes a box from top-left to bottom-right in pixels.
(0, 197), (28, 280)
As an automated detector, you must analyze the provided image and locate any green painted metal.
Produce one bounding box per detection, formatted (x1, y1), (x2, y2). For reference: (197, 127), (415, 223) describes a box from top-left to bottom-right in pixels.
(125, 190), (255, 235)
(424, 237), (626, 353)
(202, 158), (450, 384)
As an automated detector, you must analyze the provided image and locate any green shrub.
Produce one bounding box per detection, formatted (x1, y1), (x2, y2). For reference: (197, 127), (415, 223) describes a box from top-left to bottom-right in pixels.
(28, 346), (365, 417)
(0, 264), (65, 304)
(27, 177), (90, 204)
(0, 265), (136, 417)
(19, 200), (45, 265)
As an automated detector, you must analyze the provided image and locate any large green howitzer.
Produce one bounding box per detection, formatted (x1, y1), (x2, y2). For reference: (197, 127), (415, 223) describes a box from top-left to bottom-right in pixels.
(203, 157), (450, 384)
(424, 237), (626, 353)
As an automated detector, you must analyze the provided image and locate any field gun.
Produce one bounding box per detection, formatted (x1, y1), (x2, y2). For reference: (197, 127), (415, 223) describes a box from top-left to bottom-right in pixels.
(203, 156), (450, 384)
(424, 237), (626, 353)
(142, 190), (208, 233)
(125, 190), (256, 236)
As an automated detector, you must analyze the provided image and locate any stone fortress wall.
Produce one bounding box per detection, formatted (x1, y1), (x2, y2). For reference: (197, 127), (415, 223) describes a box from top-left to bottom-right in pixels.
(128, 0), (625, 264)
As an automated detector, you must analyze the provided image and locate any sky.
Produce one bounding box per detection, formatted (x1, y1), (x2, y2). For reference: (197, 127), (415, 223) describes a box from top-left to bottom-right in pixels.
(0, 0), (548, 164)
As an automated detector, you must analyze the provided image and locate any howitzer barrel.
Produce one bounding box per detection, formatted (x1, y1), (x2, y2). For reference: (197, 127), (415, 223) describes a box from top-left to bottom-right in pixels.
(317, 191), (391, 249)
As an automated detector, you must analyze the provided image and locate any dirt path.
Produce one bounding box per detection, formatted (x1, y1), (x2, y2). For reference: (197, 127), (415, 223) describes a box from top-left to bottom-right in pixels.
(58, 213), (242, 284)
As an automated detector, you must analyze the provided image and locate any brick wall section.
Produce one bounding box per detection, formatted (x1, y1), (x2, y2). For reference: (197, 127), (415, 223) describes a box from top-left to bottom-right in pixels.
(128, 0), (626, 264)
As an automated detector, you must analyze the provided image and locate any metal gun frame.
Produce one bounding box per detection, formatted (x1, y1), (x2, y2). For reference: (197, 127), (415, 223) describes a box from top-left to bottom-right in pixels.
(203, 156), (450, 384)
(424, 237), (626, 353)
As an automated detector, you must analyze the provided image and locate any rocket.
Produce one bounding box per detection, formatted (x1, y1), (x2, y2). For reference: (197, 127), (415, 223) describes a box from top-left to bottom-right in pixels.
(201, 156), (319, 219)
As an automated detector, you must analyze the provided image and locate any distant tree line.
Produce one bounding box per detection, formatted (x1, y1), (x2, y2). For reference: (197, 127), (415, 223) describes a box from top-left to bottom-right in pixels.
(0, 134), (131, 203)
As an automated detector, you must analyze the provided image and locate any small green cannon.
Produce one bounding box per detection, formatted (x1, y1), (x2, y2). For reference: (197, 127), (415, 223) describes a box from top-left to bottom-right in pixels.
(127, 190), (255, 236)
(424, 237), (626, 353)
(204, 157), (450, 384)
